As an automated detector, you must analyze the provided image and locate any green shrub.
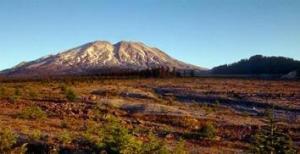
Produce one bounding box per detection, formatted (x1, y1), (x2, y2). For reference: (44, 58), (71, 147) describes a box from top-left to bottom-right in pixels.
(65, 89), (77, 102)
(120, 136), (143, 154)
(79, 115), (171, 154)
(0, 128), (17, 152)
(104, 117), (170, 154)
(82, 130), (103, 147)
(174, 139), (187, 154)
(89, 103), (107, 120)
(102, 116), (132, 153)
(250, 109), (296, 153)
(29, 130), (42, 141)
(60, 84), (68, 93)
(80, 121), (105, 149)
(58, 130), (72, 145)
(18, 106), (47, 120)
(142, 132), (170, 154)
(198, 122), (217, 140)
(0, 87), (20, 102)
(59, 84), (78, 102)
(81, 115), (142, 153)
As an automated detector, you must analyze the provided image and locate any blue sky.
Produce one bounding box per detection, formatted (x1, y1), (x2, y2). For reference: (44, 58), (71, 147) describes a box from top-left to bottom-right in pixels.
(0, 0), (299, 70)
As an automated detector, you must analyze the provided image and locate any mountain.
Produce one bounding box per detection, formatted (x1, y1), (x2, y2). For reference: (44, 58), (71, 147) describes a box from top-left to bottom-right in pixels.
(211, 55), (300, 76)
(1, 41), (204, 77)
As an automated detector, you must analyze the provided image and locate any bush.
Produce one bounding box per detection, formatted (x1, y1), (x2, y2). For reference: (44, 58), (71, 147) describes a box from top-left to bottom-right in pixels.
(60, 84), (78, 102)
(142, 132), (170, 154)
(79, 115), (171, 154)
(102, 116), (133, 153)
(29, 130), (42, 141)
(0, 128), (17, 152)
(81, 121), (105, 148)
(81, 130), (104, 148)
(198, 122), (217, 140)
(0, 87), (21, 102)
(60, 84), (68, 93)
(174, 139), (187, 154)
(18, 106), (47, 120)
(120, 136), (143, 154)
(65, 89), (77, 102)
(103, 119), (169, 154)
(58, 130), (72, 145)
(250, 110), (296, 153)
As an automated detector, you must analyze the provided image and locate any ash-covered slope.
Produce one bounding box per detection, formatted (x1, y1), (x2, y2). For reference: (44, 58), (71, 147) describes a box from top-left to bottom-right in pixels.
(1, 41), (204, 77)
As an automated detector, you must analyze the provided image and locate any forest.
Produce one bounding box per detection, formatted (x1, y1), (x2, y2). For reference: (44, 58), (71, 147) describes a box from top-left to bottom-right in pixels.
(212, 55), (300, 75)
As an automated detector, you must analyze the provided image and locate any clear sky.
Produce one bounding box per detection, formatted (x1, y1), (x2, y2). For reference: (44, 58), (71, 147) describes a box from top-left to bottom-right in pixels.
(0, 0), (300, 70)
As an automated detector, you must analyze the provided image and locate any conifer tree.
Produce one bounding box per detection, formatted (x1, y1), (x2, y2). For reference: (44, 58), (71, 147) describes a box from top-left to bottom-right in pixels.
(250, 109), (296, 154)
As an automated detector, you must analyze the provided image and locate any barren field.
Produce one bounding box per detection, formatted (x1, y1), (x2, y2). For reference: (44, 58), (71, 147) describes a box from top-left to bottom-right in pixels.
(0, 78), (299, 153)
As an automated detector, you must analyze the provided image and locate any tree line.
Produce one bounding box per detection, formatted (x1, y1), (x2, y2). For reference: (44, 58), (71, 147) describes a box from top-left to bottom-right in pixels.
(0, 67), (197, 83)
(212, 55), (300, 75)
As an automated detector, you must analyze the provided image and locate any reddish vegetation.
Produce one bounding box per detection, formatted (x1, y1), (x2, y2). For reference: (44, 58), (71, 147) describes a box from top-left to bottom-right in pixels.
(0, 78), (299, 153)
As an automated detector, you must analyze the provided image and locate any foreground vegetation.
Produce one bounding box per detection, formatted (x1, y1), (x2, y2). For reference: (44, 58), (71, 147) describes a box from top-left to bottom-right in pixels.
(0, 78), (299, 153)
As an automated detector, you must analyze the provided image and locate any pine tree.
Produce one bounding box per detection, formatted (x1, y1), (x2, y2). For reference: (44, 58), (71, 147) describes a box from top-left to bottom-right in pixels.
(250, 109), (296, 154)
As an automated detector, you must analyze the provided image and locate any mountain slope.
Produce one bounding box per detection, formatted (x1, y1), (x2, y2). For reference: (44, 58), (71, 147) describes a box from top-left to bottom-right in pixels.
(211, 55), (300, 75)
(1, 41), (204, 77)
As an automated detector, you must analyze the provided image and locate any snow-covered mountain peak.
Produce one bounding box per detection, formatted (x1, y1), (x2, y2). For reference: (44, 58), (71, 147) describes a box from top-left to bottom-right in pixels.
(1, 40), (205, 77)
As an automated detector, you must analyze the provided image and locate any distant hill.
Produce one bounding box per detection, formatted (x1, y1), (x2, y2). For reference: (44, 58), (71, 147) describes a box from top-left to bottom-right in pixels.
(211, 55), (300, 76)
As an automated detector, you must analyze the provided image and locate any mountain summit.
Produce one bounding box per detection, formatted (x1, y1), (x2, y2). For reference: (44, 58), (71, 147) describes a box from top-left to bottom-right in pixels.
(1, 41), (204, 77)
